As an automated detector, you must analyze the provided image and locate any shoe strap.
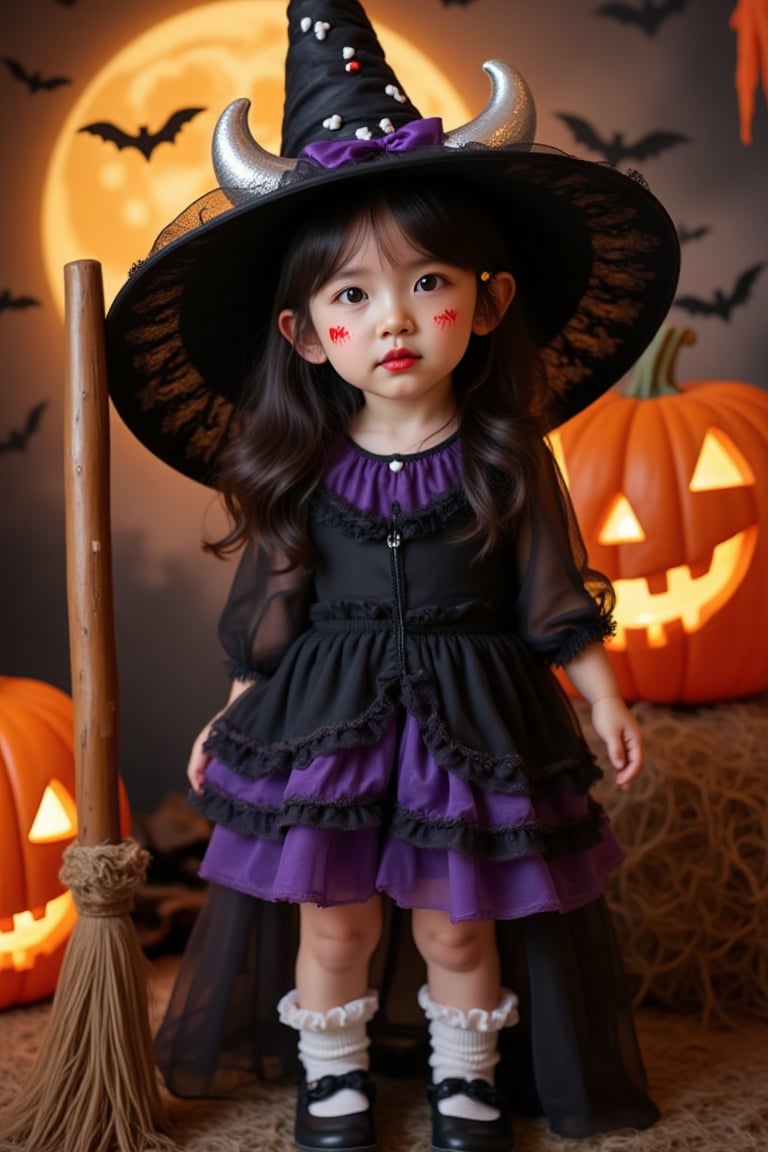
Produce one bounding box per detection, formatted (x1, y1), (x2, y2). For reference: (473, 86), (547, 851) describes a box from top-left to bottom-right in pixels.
(302, 1071), (377, 1104)
(427, 1077), (505, 1110)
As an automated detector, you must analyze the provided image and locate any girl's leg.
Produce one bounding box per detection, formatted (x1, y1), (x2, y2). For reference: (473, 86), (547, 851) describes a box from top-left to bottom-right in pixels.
(279, 897), (381, 1147)
(297, 897), (382, 1012)
(412, 909), (501, 1011)
(412, 908), (518, 1151)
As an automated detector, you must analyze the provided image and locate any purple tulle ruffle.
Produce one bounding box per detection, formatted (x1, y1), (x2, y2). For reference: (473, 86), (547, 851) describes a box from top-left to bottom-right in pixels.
(199, 711), (622, 922)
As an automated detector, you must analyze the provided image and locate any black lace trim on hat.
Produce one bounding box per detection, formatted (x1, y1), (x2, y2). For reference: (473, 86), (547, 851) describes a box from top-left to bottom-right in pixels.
(532, 163), (669, 418)
(190, 783), (606, 864)
(311, 484), (471, 542)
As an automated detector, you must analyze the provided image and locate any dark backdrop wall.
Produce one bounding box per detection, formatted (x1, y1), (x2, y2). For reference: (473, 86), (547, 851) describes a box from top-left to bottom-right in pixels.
(2, 0), (766, 814)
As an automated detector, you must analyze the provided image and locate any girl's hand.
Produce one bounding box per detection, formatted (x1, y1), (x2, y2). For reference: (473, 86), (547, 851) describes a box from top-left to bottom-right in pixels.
(187, 718), (218, 795)
(590, 697), (643, 790)
(187, 679), (252, 795)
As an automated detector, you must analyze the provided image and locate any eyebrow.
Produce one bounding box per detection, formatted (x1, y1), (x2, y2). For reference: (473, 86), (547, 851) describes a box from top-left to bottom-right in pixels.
(326, 255), (449, 282)
(325, 264), (369, 281)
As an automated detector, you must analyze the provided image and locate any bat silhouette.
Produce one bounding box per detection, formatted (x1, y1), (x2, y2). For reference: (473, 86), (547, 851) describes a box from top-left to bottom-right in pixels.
(0, 402), (48, 456)
(0, 289), (41, 312)
(675, 262), (765, 321)
(594, 0), (688, 37)
(78, 107), (206, 161)
(676, 223), (710, 245)
(3, 57), (71, 93)
(556, 113), (687, 165)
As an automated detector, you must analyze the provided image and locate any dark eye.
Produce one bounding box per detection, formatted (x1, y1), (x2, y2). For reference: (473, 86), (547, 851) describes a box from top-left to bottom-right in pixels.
(415, 274), (443, 293)
(338, 287), (366, 304)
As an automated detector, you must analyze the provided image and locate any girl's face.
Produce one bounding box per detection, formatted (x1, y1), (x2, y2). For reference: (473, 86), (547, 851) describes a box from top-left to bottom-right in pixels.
(279, 212), (512, 410)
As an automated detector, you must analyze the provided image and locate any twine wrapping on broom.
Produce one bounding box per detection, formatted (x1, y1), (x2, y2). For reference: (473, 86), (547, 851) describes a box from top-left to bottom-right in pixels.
(0, 260), (174, 1152)
(61, 840), (150, 917)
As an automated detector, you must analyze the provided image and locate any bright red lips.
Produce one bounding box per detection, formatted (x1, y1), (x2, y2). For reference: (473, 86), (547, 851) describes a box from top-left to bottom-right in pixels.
(380, 348), (420, 371)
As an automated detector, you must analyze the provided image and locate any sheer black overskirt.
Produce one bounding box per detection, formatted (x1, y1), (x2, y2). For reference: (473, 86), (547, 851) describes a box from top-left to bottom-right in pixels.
(155, 885), (658, 1137)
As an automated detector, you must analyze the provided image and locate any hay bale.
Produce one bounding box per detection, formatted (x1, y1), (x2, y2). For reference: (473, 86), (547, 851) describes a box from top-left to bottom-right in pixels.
(575, 694), (768, 1027)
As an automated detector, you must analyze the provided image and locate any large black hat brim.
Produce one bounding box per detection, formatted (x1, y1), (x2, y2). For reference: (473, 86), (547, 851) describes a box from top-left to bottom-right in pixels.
(106, 146), (679, 487)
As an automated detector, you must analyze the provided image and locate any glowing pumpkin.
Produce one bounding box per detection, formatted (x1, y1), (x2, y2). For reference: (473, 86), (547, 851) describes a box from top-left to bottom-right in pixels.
(551, 326), (768, 703)
(0, 676), (130, 1009)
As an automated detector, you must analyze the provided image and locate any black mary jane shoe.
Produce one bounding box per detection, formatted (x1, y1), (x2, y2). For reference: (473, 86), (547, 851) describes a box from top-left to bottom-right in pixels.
(294, 1071), (378, 1152)
(427, 1078), (512, 1152)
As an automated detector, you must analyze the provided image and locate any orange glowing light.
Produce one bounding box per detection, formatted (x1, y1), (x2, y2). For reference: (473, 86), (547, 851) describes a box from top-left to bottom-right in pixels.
(608, 527), (758, 649)
(598, 494), (646, 545)
(689, 428), (756, 491)
(552, 419), (758, 652)
(0, 771), (78, 975)
(0, 893), (77, 973)
(28, 779), (78, 844)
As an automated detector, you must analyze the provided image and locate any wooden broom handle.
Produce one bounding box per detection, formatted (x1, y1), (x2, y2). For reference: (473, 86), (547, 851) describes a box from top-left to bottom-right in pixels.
(64, 259), (121, 846)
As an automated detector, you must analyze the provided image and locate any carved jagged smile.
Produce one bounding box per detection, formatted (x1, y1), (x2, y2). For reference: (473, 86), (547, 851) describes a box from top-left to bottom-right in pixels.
(0, 891), (77, 971)
(609, 526), (757, 649)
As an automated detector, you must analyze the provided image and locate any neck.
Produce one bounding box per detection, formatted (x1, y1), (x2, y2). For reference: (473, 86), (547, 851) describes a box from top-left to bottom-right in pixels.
(348, 394), (459, 455)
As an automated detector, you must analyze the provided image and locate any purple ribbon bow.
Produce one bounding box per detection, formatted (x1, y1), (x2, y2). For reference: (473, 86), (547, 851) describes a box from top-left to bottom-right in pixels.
(299, 117), (444, 169)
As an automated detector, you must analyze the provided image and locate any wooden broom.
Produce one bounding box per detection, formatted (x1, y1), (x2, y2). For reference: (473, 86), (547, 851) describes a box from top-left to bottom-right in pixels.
(0, 261), (174, 1152)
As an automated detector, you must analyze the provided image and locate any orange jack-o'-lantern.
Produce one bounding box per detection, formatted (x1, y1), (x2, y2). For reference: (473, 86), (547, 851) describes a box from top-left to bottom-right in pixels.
(0, 676), (131, 1009)
(551, 326), (768, 703)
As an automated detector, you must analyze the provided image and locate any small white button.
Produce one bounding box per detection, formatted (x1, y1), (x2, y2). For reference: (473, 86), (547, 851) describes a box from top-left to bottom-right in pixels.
(389, 458), (404, 473)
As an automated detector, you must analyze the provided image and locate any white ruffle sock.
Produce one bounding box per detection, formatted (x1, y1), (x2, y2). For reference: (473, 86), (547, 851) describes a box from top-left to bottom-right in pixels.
(278, 989), (379, 1118)
(418, 985), (519, 1121)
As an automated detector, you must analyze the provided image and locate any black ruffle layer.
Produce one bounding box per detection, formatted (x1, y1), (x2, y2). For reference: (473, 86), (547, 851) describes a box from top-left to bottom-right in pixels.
(204, 669), (602, 798)
(311, 483), (472, 542)
(192, 783), (607, 864)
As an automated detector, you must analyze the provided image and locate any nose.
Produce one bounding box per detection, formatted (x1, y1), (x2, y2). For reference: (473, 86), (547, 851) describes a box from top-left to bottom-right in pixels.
(378, 295), (415, 339)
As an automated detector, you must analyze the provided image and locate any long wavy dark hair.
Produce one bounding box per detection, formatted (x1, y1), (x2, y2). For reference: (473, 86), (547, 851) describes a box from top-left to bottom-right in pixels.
(208, 174), (552, 567)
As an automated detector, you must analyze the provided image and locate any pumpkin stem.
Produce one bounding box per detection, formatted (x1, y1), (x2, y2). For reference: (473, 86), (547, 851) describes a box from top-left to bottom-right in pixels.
(625, 325), (697, 399)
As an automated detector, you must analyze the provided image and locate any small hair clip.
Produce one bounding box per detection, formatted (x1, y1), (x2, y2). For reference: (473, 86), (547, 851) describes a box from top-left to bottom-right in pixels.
(480, 270), (493, 282)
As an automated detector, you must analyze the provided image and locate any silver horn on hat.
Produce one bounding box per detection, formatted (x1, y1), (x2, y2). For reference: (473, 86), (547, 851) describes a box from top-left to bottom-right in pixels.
(212, 60), (536, 196)
(444, 60), (536, 150)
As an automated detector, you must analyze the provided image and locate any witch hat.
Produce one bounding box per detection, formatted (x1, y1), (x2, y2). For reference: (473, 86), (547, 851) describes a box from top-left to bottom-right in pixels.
(105, 0), (679, 486)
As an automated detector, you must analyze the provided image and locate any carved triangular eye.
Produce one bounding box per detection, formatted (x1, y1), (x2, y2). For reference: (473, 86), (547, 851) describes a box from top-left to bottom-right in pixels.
(598, 493), (644, 546)
(690, 429), (755, 492)
(598, 494), (646, 545)
(28, 780), (77, 843)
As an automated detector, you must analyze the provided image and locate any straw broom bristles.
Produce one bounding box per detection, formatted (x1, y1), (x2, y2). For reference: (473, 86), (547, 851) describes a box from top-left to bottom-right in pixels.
(0, 842), (175, 1152)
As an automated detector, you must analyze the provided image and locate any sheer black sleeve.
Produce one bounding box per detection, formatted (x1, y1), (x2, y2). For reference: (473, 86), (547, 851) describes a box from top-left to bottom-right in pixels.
(217, 541), (314, 681)
(514, 441), (615, 666)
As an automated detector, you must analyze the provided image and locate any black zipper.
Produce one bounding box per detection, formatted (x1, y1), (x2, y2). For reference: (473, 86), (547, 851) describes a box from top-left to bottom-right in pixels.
(387, 501), (406, 677)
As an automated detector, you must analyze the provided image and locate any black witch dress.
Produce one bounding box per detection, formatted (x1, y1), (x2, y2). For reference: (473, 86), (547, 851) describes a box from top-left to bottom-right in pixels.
(155, 433), (659, 1137)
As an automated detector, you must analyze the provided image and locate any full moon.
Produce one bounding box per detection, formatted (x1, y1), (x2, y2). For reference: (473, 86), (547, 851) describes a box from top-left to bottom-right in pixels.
(42, 1), (471, 315)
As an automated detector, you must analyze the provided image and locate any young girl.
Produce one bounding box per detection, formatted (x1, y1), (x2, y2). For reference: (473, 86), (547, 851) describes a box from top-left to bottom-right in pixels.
(105, 3), (680, 1149)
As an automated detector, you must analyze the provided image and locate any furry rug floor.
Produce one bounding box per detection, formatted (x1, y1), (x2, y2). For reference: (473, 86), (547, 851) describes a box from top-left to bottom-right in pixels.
(1, 957), (766, 1151)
